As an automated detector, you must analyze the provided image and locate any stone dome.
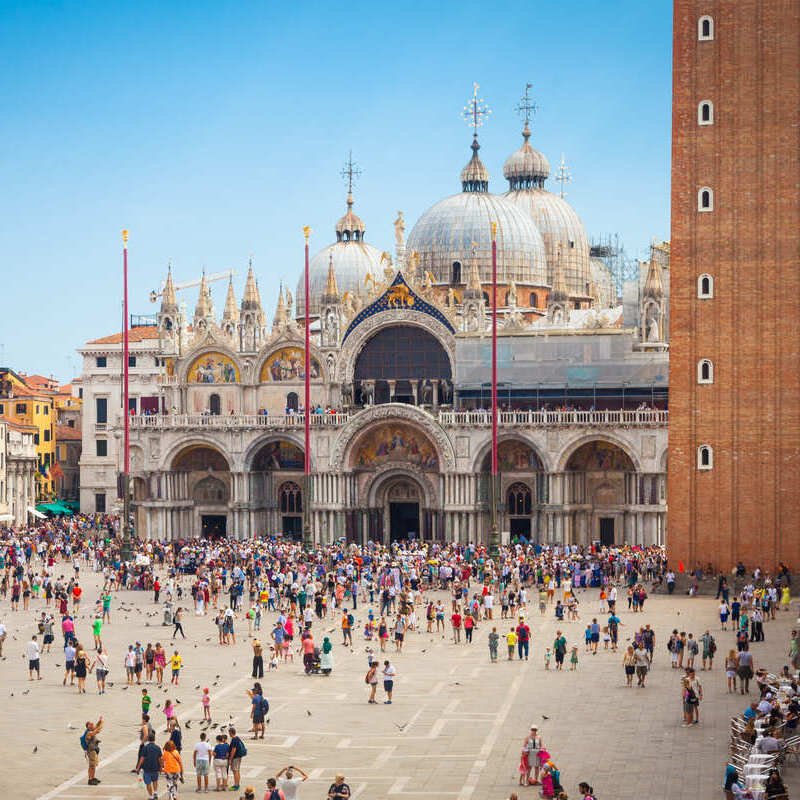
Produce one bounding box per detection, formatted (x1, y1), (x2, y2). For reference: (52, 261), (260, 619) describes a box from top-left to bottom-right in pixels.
(407, 139), (548, 287)
(297, 239), (383, 317)
(504, 188), (592, 297)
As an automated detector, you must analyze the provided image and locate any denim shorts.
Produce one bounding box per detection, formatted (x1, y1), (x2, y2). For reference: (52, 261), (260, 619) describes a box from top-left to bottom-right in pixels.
(143, 770), (159, 785)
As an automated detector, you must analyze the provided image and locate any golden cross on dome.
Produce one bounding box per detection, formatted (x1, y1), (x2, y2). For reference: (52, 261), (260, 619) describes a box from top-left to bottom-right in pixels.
(340, 150), (362, 195)
(461, 83), (491, 132)
(515, 82), (537, 126)
(555, 153), (572, 199)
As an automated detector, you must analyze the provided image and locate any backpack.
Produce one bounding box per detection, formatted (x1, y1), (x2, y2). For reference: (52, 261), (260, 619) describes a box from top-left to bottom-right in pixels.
(260, 697), (270, 716)
(80, 731), (88, 751)
(347, 614), (354, 627)
(233, 736), (247, 757)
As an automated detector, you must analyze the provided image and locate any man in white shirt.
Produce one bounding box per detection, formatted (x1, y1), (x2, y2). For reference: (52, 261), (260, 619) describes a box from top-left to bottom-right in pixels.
(276, 765), (309, 800)
(0, 620), (7, 657)
(193, 732), (213, 792)
(26, 635), (41, 680)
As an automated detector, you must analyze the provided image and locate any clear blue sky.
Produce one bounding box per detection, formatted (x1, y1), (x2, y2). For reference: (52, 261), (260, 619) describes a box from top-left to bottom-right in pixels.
(0, 0), (672, 381)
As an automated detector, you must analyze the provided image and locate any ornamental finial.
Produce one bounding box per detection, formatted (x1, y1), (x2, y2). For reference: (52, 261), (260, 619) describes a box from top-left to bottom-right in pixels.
(303, 226), (312, 243)
(122, 229), (129, 246)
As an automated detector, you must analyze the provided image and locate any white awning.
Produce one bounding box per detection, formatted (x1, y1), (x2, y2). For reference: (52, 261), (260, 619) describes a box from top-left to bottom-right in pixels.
(27, 507), (46, 519)
(0, 513), (13, 522)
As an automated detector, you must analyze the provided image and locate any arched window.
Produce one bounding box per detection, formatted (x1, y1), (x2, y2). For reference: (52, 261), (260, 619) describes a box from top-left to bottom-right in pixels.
(698, 187), (713, 211)
(697, 274), (714, 298)
(279, 481), (302, 513)
(698, 100), (713, 125)
(529, 292), (539, 308)
(506, 483), (532, 515)
(697, 445), (713, 470)
(451, 261), (462, 285)
(698, 15), (714, 40)
(209, 393), (221, 416)
(482, 291), (490, 305)
(697, 359), (714, 384)
(286, 391), (299, 413)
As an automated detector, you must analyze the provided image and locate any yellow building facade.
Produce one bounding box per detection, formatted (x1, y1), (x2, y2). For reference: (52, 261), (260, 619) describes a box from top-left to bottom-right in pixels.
(0, 369), (57, 499)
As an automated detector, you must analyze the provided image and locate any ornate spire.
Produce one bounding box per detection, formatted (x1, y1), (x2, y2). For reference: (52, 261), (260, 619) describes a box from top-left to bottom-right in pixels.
(336, 152), (366, 242)
(322, 253), (340, 303)
(643, 251), (665, 300)
(222, 276), (239, 323)
(550, 243), (569, 303)
(464, 241), (483, 297)
(460, 83), (491, 193)
(193, 270), (213, 325)
(503, 83), (550, 190)
(273, 281), (288, 328)
(241, 259), (263, 312)
(161, 263), (178, 311)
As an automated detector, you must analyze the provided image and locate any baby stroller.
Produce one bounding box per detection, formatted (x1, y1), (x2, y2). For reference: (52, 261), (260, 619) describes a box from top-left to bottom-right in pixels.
(304, 647), (322, 674)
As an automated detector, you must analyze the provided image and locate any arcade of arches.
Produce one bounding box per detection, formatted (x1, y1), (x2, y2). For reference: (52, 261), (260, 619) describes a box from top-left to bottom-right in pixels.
(130, 431), (665, 546)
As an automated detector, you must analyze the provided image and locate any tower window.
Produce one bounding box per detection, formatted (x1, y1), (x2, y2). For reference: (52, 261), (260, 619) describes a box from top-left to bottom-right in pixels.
(698, 15), (713, 41)
(451, 261), (462, 285)
(697, 274), (714, 298)
(529, 292), (538, 308)
(698, 101), (714, 125)
(697, 359), (714, 384)
(698, 187), (713, 211)
(697, 444), (713, 470)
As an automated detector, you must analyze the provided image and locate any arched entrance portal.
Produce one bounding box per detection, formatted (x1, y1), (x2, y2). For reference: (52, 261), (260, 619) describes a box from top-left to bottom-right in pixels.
(349, 421), (441, 543)
(248, 438), (305, 539)
(565, 440), (635, 546)
(480, 439), (545, 541)
(171, 445), (231, 538)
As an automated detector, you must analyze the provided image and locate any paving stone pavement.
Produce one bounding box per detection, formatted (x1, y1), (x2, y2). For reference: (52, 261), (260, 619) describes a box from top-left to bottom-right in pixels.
(1, 570), (798, 800)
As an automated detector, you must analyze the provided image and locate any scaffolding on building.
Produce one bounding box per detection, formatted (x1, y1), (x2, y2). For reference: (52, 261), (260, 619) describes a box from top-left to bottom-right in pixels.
(590, 233), (639, 297)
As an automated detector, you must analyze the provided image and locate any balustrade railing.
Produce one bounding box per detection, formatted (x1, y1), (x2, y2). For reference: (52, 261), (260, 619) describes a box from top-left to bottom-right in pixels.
(438, 409), (668, 427)
(130, 413), (350, 430)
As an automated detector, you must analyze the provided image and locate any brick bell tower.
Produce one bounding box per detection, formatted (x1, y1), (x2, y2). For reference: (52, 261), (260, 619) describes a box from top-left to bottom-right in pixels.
(668, 1), (800, 572)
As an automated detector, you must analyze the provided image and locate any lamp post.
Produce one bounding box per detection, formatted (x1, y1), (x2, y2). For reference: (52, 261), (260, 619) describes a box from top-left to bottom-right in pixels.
(120, 229), (133, 563)
(488, 221), (500, 556)
(302, 226), (313, 550)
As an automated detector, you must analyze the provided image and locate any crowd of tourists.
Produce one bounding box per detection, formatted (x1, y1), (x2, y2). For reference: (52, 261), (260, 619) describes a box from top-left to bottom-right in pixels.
(1, 513), (797, 799)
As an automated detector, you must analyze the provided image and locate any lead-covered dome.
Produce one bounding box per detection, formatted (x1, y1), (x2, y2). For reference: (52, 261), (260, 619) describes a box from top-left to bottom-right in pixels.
(407, 137), (548, 287)
(503, 127), (592, 298)
(297, 194), (383, 317)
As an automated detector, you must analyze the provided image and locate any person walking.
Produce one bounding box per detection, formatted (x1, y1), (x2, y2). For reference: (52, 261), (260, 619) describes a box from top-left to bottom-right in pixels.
(365, 660), (378, 704)
(170, 649), (183, 686)
(161, 740), (184, 799)
(737, 647), (755, 694)
(553, 631), (567, 671)
(623, 645), (636, 687)
(488, 627), (499, 662)
(451, 609), (462, 644)
(26, 634), (41, 680)
(192, 732), (212, 793)
(92, 646), (110, 694)
(172, 607), (186, 640)
(136, 730), (162, 800)
(327, 774), (351, 799)
(251, 639), (264, 679)
(634, 643), (649, 687)
(382, 660), (396, 704)
(227, 727), (247, 792)
(687, 668), (703, 724)
(516, 618), (531, 661)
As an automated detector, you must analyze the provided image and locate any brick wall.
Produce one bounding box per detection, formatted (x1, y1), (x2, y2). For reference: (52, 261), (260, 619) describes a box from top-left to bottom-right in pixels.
(669, 0), (800, 571)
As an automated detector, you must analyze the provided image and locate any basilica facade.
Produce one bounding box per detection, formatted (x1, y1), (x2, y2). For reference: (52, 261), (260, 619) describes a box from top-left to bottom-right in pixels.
(123, 118), (669, 547)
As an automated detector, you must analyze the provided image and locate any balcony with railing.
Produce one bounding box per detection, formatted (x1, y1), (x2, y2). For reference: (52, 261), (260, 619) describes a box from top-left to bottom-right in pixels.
(130, 413), (351, 431)
(438, 409), (668, 427)
(130, 407), (667, 432)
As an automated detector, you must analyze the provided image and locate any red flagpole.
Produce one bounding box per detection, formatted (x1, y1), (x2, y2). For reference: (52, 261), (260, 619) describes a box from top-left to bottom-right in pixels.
(122, 229), (130, 475)
(303, 227), (311, 477)
(491, 222), (498, 478)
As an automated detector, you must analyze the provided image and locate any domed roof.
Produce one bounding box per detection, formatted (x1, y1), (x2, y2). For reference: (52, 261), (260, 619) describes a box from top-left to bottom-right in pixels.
(407, 139), (548, 287)
(297, 191), (383, 317)
(297, 239), (383, 317)
(408, 192), (548, 287)
(504, 188), (591, 298)
(503, 123), (550, 188)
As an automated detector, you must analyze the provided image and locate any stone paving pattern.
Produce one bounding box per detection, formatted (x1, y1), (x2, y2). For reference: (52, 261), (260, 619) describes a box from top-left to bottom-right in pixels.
(1, 572), (798, 799)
